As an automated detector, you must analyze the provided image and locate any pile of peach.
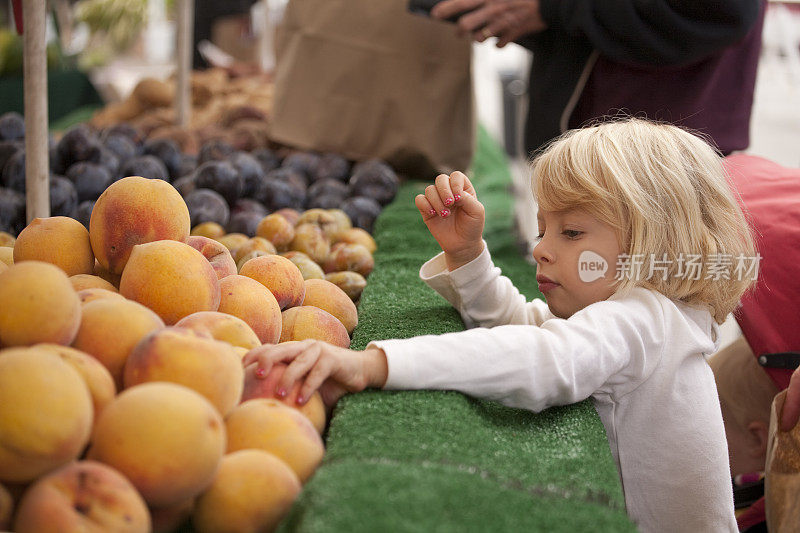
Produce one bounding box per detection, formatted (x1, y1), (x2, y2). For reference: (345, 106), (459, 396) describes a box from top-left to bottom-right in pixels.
(0, 176), (374, 532)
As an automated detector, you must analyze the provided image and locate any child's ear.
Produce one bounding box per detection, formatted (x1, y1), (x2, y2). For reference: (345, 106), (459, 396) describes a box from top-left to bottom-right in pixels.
(745, 420), (770, 459)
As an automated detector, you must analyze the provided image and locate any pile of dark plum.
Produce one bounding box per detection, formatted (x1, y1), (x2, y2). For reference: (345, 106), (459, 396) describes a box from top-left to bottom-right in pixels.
(0, 111), (400, 237)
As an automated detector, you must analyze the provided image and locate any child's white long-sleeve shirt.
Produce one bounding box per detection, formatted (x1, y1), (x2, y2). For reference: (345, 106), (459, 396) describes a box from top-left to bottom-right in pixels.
(369, 246), (737, 532)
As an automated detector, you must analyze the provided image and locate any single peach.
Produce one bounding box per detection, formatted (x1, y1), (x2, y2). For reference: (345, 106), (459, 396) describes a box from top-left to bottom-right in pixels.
(236, 250), (273, 273)
(0, 347), (93, 484)
(124, 327), (244, 416)
(176, 311), (261, 350)
(191, 221), (226, 239)
(35, 343), (116, 429)
(282, 250), (325, 280)
(322, 243), (374, 277)
(215, 232), (249, 252)
(327, 208), (353, 233)
(274, 207), (301, 226)
(90, 176), (190, 274)
(233, 237), (277, 263)
(14, 216), (95, 275)
(302, 278), (358, 334)
(72, 298), (165, 388)
(187, 235), (237, 280)
(325, 271), (367, 302)
(76, 287), (126, 305)
(0, 261), (81, 347)
(87, 382), (226, 508)
(289, 223), (330, 264)
(256, 213), (295, 251)
(242, 362), (326, 434)
(192, 450), (301, 533)
(296, 208), (340, 239)
(226, 399), (325, 483)
(120, 240), (221, 325)
(69, 273), (118, 292)
(280, 306), (350, 348)
(13, 461), (151, 533)
(218, 275), (282, 344)
(333, 226), (377, 253)
(240, 254), (305, 310)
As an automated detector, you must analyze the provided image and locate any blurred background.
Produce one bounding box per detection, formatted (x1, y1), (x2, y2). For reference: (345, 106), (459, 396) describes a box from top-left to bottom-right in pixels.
(1, 0), (797, 164)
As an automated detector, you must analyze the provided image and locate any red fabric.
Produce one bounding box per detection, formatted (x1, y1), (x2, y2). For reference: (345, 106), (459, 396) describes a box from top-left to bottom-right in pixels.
(724, 154), (800, 391)
(11, 0), (22, 35)
(737, 496), (766, 531)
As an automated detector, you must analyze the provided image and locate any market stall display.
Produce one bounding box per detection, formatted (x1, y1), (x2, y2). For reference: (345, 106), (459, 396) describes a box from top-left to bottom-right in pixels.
(0, 2), (634, 531)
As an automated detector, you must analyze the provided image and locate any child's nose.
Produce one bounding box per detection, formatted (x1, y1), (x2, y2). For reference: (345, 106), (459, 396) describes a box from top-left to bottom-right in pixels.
(532, 241), (554, 264)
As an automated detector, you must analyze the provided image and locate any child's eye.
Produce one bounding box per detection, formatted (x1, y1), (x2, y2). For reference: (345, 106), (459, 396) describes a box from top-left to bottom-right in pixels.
(562, 229), (583, 239)
(535, 233), (544, 241)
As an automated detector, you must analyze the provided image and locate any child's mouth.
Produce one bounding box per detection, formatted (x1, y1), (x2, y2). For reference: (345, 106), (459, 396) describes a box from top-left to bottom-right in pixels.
(536, 275), (559, 293)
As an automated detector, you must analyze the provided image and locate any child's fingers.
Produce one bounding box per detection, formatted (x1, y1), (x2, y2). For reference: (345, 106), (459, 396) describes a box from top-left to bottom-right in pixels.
(415, 194), (437, 220)
(435, 173), (456, 209)
(455, 190), (485, 220)
(424, 184), (448, 217)
(446, 171), (465, 200)
(242, 344), (282, 377)
(244, 342), (309, 379)
(241, 345), (268, 367)
(276, 341), (322, 396)
(461, 173), (478, 200)
(448, 171), (477, 200)
(297, 355), (335, 405)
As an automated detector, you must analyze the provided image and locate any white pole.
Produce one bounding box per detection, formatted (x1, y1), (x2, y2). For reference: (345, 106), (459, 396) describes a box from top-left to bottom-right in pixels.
(23, 0), (50, 221)
(176, 0), (194, 127)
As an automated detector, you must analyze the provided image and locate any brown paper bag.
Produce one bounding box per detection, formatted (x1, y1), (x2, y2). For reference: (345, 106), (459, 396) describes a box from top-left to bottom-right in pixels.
(765, 389), (800, 532)
(269, 0), (475, 179)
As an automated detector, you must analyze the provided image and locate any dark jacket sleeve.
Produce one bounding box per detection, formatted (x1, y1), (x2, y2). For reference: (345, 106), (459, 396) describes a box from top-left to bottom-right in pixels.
(536, 0), (761, 66)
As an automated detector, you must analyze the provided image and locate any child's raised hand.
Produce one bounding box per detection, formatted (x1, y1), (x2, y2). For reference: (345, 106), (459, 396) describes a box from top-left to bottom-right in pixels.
(241, 341), (388, 409)
(415, 171), (485, 270)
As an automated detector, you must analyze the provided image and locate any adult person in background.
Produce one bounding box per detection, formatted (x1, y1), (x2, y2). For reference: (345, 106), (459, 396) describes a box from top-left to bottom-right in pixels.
(431, 0), (766, 155)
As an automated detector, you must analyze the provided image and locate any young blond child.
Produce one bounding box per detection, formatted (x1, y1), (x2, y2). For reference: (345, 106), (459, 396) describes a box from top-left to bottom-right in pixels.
(244, 118), (756, 531)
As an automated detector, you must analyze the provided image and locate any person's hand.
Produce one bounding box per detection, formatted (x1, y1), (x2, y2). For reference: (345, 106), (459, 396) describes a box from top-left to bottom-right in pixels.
(431, 0), (547, 48)
(415, 171), (485, 271)
(780, 366), (800, 432)
(242, 341), (389, 409)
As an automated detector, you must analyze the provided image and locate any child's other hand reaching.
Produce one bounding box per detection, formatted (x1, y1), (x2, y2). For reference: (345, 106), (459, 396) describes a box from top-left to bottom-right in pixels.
(415, 171), (485, 271)
(242, 341), (389, 410)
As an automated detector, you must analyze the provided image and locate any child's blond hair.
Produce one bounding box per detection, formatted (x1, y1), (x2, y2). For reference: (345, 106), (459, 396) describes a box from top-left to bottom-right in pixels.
(531, 118), (756, 323)
(709, 337), (778, 430)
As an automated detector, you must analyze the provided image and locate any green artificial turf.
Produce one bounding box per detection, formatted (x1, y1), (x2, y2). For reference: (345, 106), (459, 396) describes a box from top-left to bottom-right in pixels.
(278, 129), (636, 532)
